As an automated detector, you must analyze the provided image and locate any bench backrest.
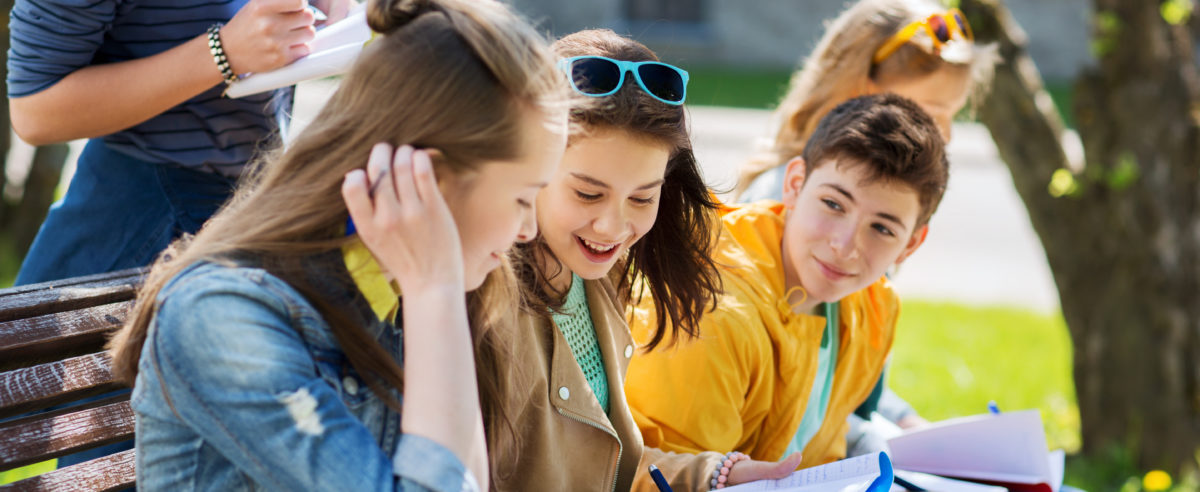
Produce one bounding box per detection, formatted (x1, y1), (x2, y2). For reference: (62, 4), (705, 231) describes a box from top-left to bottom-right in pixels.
(0, 268), (145, 492)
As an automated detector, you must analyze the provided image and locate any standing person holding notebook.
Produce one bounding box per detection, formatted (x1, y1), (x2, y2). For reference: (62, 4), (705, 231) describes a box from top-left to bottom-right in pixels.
(7, 0), (353, 287)
(6, 0), (353, 472)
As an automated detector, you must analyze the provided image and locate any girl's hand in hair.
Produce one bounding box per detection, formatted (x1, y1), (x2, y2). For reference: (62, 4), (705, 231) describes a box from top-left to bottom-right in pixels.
(343, 143), (466, 293)
(727, 452), (804, 486)
(220, 0), (321, 75)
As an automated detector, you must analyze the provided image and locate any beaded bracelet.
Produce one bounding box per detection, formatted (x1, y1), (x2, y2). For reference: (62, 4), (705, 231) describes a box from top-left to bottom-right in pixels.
(206, 24), (238, 90)
(710, 451), (749, 490)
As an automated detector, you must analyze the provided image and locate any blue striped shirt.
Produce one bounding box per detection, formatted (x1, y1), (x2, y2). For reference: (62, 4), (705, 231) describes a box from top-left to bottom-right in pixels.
(7, 0), (293, 176)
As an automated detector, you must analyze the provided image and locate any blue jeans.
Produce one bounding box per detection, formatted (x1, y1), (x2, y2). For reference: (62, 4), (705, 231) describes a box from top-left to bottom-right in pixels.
(15, 139), (236, 474)
(15, 139), (237, 286)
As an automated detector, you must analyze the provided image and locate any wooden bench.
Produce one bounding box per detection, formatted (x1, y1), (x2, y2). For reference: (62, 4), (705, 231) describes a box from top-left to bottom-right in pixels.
(0, 268), (146, 491)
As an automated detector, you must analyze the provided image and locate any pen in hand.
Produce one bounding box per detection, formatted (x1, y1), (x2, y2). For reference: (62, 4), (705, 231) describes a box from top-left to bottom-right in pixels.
(648, 464), (674, 492)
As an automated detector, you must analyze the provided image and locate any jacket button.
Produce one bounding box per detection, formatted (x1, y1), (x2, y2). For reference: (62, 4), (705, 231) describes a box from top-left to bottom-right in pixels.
(343, 376), (359, 395)
(558, 386), (570, 400)
(624, 345), (634, 358)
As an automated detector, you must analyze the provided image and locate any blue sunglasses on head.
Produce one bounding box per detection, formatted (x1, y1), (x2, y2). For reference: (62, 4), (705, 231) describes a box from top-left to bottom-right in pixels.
(558, 55), (689, 106)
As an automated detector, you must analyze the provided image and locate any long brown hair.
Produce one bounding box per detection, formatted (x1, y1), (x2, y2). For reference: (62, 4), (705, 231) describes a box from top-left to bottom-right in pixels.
(513, 29), (721, 351)
(735, 0), (994, 198)
(107, 0), (563, 476)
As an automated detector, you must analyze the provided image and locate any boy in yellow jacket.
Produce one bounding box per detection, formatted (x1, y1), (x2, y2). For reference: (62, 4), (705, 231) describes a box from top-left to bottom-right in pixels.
(625, 93), (947, 471)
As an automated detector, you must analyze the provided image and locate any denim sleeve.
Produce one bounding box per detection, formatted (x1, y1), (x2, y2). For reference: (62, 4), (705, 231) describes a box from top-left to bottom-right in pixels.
(149, 268), (475, 492)
(7, 0), (117, 97)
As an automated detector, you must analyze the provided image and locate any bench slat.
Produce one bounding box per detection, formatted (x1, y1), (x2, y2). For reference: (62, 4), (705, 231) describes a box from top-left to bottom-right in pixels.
(0, 352), (123, 421)
(0, 268), (144, 323)
(0, 302), (131, 372)
(0, 449), (135, 492)
(0, 400), (134, 470)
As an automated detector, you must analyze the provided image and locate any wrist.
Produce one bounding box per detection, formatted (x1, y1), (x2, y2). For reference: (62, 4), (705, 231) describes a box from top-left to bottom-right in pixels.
(710, 451), (749, 490)
(206, 24), (238, 91)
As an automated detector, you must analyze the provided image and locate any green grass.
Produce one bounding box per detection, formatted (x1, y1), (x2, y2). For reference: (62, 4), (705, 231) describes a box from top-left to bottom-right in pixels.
(891, 301), (1199, 491)
(890, 301), (1080, 451)
(0, 461), (56, 486)
(0, 235), (21, 288)
(686, 66), (792, 109)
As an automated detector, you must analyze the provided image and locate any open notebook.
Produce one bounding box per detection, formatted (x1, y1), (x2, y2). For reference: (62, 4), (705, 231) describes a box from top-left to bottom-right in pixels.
(721, 451), (893, 492)
(886, 410), (1064, 492)
(226, 3), (371, 98)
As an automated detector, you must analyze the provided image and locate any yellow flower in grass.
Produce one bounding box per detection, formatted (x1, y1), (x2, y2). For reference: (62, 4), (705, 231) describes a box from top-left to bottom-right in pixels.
(1143, 470), (1172, 491)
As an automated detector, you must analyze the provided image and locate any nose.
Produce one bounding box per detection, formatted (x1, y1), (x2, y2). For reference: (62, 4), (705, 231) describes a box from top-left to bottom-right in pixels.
(516, 205), (538, 243)
(828, 222), (860, 260)
(592, 201), (628, 240)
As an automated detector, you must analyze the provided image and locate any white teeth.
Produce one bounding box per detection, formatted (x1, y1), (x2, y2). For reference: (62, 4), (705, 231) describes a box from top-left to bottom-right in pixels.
(581, 238), (617, 253)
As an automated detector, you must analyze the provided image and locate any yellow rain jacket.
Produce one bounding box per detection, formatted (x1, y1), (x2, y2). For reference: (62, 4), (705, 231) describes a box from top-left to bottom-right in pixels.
(625, 201), (899, 469)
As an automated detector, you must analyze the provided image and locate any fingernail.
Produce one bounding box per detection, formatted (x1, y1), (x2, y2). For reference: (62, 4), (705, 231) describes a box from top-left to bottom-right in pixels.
(395, 145), (414, 165)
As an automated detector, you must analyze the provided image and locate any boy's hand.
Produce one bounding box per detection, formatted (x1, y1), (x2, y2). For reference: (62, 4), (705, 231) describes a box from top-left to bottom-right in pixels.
(343, 143), (465, 294)
(726, 452), (803, 487)
(220, 0), (319, 74)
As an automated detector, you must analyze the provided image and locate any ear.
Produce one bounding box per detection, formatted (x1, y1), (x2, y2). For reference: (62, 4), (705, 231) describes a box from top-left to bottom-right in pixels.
(895, 223), (929, 265)
(781, 157), (808, 208)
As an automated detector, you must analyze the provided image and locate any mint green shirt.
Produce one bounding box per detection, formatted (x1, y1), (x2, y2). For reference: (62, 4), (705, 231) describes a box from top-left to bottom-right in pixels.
(784, 302), (839, 456)
(551, 274), (609, 413)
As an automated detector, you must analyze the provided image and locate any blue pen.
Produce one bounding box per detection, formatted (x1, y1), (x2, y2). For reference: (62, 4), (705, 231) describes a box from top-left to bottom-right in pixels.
(987, 400), (1001, 415)
(648, 464), (674, 492)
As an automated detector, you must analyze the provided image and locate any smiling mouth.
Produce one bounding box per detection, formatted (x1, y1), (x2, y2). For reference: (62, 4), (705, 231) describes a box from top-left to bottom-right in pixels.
(576, 236), (620, 263)
(814, 257), (855, 280)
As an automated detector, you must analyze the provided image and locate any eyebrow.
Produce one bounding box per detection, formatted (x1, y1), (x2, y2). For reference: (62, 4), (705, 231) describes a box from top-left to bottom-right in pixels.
(570, 172), (665, 191)
(820, 183), (909, 233)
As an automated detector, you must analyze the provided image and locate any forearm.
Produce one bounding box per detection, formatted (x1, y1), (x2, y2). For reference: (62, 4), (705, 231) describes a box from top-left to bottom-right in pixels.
(10, 33), (223, 145)
(400, 286), (488, 490)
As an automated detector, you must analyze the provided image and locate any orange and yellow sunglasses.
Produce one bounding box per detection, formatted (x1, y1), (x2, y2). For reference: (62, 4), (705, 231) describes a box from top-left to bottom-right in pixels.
(872, 8), (973, 64)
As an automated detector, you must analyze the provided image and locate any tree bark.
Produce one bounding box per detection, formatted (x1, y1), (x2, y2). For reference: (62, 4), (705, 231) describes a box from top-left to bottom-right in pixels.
(1, 0), (71, 263)
(960, 0), (1200, 472)
(0, 0), (13, 228)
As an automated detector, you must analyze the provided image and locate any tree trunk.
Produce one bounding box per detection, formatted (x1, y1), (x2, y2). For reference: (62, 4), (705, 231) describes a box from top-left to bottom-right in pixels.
(960, 0), (1200, 472)
(10, 144), (68, 254)
(0, 0), (13, 228)
(1, 0), (71, 263)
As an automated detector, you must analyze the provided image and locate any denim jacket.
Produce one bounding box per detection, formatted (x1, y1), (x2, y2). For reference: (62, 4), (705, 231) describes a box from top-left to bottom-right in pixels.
(132, 258), (477, 491)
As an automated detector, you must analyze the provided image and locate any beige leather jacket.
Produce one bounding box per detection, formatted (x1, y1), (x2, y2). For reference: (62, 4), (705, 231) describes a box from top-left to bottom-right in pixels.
(490, 277), (722, 492)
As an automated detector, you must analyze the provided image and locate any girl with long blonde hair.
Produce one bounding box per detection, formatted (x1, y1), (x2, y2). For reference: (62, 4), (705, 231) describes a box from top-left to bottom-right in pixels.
(107, 0), (566, 489)
(737, 0), (992, 201)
